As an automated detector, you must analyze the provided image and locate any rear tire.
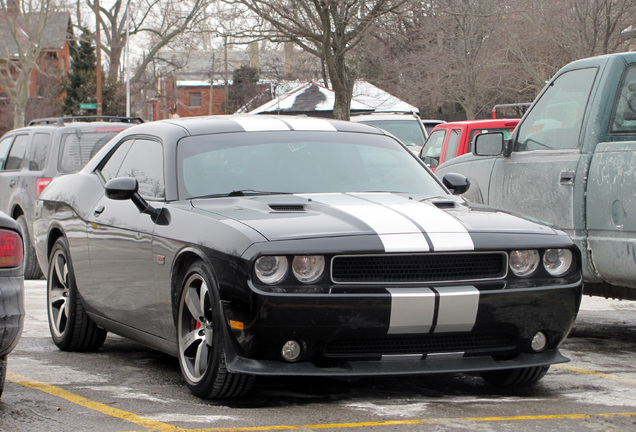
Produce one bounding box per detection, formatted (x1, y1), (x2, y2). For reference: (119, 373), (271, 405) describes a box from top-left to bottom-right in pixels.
(177, 261), (254, 398)
(481, 365), (550, 386)
(0, 357), (6, 399)
(16, 215), (43, 280)
(47, 237), (107, 351)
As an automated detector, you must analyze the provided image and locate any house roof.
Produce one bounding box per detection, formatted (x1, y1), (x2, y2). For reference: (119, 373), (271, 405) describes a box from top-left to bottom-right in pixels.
(246, 80), (418, 115)
(0, 12), (71, 57)
(247, 82), (375, 114)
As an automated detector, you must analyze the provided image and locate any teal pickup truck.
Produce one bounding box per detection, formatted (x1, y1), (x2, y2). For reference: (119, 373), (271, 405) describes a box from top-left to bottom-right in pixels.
(436, 52), (636, 300)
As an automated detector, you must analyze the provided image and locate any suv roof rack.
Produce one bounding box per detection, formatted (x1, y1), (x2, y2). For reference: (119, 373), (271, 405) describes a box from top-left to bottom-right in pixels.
(28, 116), (144, 126)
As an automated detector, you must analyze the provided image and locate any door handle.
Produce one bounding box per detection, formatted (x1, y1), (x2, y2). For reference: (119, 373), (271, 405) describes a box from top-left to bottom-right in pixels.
(560, 170), (575, 186)
(94, 205), (105, 216)
(9, 179), (16, 187)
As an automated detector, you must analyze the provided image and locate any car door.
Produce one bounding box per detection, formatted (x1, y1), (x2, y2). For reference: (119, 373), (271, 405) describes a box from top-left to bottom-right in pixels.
(487, 67), (598, 234)
(586, 63), (636, 288)
(85, 137), (166, 336)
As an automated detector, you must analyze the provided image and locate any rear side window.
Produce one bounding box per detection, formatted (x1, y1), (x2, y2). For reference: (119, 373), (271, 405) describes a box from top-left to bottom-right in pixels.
(442, 129), (461, 162)
(58, 130), (120, 173)
(515, 67), (597, 151)
(610, 65), (636, 133)
(468, 127), (516, 152)
(5, 135), (29, 170)
(28, 133), (50, 170)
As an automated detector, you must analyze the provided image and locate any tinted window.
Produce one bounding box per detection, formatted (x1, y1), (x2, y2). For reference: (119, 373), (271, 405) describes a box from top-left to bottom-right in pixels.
(115, 139), (165, 199)
(419, 129), (446, 168)
(443, 129), (461, 162)
(58, 130), (122, 173)
(610, 65), (636, 133)
(515, 67), (597, 151)
(0, 136), (13, 169)
(100, 139), (134, 183)
(178, 131), (444, 199)
(28, 133), (50, 170)
(5, 135), (29, 170)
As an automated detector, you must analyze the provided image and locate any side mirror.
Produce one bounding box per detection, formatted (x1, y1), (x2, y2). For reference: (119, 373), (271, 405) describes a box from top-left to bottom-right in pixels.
(474, 132), (504, 156)
(105, 177), (169, 224)
(442, 173), (470, 195)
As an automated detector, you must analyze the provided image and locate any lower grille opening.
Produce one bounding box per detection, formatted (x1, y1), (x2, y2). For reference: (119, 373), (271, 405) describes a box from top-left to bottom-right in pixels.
(324, 333), (516, 358)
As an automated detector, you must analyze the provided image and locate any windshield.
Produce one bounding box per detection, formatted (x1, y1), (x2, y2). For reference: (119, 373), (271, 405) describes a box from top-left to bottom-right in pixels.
(177, 131), (445, 199)
(359, 119), (426, 147)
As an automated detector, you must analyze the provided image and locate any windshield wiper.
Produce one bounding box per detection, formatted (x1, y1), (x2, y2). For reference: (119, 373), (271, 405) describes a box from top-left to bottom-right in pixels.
(227, 189), (291, 197)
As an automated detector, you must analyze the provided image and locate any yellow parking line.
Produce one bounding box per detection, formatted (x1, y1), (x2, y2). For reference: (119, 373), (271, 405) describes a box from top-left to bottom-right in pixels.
(555, 364), (636, 384)
(6, 372), (185, 432)
(8, 371), (636, 432)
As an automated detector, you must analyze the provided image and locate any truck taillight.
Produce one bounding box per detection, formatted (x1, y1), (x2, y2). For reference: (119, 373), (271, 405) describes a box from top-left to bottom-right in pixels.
(37, 178), (52, 195)
(0, 229), (23, 268)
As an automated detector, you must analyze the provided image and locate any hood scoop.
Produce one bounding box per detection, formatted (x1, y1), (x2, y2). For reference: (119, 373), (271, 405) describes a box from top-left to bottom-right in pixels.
(269, 204), (306, 212)
(432, 200), (457, 209)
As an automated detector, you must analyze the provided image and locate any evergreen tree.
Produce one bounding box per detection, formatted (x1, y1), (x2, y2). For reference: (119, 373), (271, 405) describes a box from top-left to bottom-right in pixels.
(63, 32), (125, 117)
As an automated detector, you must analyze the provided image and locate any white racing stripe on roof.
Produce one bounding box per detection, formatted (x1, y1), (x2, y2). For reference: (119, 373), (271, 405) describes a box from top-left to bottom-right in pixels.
(300, 193), (430, 252)
(231, 116), (290, 131)
(283, 117), (337, 131)
(351, 193), (474, 251)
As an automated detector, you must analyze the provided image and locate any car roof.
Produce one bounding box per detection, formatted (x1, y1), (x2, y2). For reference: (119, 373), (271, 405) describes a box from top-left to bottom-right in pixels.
(121, 115), (387, 137)
(431, 118), (520, 132)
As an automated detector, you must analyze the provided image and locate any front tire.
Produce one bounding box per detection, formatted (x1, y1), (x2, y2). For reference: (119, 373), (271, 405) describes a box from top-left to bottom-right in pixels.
(177, 261), (254, 398)
(16, 215), (42, 280)
(47, 237), (107, 351)
(481, 365), (550, 386)
(0, 357), (6, 399)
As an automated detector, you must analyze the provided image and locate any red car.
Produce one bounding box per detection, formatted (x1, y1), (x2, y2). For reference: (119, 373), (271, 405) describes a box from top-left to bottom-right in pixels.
(419, 119), (520, 171)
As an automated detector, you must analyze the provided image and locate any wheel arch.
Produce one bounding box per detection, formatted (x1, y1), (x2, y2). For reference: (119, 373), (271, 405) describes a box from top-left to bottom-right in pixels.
(170, 248), (218, 324)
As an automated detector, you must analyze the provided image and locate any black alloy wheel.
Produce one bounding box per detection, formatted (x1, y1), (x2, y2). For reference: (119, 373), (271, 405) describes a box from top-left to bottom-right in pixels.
(481, 365), (550, 386)
(47, 237), (107, 351)
(16, 215), (43, 280)
(177, 261), (254, 398)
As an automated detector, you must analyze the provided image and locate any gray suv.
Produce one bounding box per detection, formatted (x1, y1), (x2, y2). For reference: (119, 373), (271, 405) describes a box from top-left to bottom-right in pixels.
(0, 116), (141, 278)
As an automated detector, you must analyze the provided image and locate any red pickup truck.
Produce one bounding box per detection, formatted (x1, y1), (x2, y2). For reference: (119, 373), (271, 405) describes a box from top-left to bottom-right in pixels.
(419, 119), (519, 171)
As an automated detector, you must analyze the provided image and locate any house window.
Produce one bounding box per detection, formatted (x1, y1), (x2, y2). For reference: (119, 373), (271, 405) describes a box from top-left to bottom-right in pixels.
(189, 92), (201, 107)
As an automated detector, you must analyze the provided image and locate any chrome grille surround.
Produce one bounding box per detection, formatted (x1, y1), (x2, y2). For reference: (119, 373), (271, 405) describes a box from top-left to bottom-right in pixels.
(330, 252), (508, 284)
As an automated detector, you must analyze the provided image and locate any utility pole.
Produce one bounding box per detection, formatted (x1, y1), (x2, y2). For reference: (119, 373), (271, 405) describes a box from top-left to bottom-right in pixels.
(95, 0), (102, 116)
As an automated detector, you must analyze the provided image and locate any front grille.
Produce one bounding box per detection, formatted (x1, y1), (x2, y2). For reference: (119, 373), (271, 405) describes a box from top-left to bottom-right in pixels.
(331, 253), (507, 284)
(325, 333), (515, 357)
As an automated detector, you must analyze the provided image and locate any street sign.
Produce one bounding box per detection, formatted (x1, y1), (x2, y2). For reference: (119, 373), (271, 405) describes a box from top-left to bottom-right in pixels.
(79, 103), (97, 109)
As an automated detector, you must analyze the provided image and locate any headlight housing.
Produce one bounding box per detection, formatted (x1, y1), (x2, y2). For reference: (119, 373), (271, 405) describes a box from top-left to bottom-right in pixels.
(509, 249), (540, 277)
(543, 248), (574, 277)
(292, 255), (325, 283)
(254, 256), (289, 284)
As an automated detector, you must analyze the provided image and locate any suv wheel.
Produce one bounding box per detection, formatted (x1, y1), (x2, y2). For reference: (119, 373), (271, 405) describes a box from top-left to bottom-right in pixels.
(16, 215), (43, 280)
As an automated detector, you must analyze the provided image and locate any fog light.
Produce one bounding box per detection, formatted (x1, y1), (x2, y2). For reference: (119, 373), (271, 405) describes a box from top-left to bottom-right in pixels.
(531, 332), (547, 352)
(281, 340), (302, 362)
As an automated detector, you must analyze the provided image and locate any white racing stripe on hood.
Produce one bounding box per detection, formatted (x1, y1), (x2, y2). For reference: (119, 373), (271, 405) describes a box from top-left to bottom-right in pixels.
(351, 193), (474, 251)
(231, 116), (290, 131)
(300, 193), (430, 252)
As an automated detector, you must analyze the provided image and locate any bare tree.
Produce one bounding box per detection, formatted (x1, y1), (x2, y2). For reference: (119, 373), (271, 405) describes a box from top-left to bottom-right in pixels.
(0, 0), (55, 128)
(228, 0), (408, 120)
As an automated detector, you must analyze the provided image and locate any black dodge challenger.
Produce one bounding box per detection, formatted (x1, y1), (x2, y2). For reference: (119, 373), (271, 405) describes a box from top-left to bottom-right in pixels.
(33, 115), (582, 398)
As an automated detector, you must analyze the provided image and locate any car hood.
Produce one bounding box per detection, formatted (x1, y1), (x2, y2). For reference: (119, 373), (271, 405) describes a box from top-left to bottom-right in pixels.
(191, 193), (560, 252)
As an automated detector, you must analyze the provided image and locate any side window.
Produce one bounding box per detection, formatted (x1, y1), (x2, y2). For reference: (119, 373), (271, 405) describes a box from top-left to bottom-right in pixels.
(610, 66), (636, 133)
(515, 67), (597, 151)
(0, 136), (14, 170)
(115, 139), (165, 199)
(442, 129), (462, 162)
(419, 129), (446, 168)
(100, 139), (134, 183)
(5, 135), (29, 170)
(28, 133), (50, 170)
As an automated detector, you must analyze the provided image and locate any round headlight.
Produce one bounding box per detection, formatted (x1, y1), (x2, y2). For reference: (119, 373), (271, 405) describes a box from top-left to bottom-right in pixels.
(543, 249), (573, 277)
(509, 250), (540, 277)
(255, 256), (288, 284)
(292, 255), (325, 283)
